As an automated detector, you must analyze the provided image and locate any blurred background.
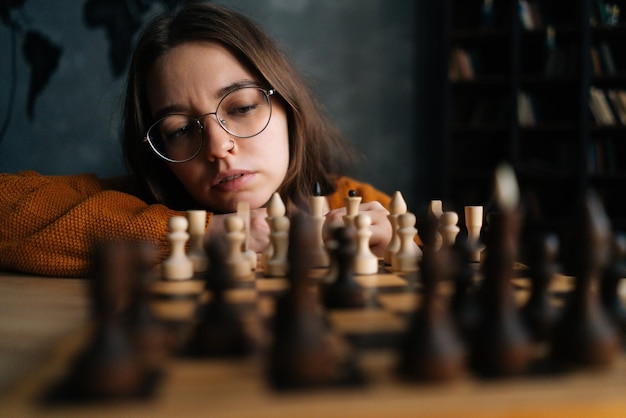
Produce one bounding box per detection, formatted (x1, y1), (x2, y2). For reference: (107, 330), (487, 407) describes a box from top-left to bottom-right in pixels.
(0, 0), (441, 211)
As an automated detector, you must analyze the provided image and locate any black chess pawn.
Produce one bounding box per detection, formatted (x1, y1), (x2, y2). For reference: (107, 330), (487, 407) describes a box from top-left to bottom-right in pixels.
(521, 231), (560, 344)
(600, 232), (626, 337)
(450, 231), (480, 343)
(416, 205), (438, 249)
(322, 225), (367, 308)
(186, 239), (252, 357)
(470, 210), (534, 377)
(55, 242), (150, 400)
(127, 244), (171, 377)
(269, 214), (362, 389)
(398, 243), (466, 382)
(551, 190), (619, 370)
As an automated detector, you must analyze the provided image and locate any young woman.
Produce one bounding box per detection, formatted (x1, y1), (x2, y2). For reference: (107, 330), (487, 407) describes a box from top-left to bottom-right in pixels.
(0, 2), (393, 277)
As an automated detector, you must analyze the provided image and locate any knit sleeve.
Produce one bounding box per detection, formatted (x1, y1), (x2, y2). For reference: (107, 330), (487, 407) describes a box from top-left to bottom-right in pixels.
(327, 176), (392, 210)
(0, 171), (206, 277)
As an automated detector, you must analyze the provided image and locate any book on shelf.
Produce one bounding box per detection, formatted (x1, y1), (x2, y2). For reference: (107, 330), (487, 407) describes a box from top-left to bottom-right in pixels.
(598, 41), (617, 75)
(519, 0), (533, 29)
(594, 0), (621, 26)
(517, 90), (537, 127)
(449, 47), (475, 81)
(481, 0), (495, 27)
(519, 0), (544, 30)
(617, 90), (626, 121)
(590, 46), (603, 76)
(589, 137), (618, 174)
(606, 89), (626, 124)
(545, 42), (578, 77)
(589, 87), (617, 126)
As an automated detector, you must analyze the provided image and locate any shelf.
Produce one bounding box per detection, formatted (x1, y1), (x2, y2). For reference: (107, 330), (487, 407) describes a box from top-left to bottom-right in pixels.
(441, 0), (625, 226)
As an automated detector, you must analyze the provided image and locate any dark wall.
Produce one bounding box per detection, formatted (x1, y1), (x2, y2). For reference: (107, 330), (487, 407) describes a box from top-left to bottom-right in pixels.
(0, 0), (425, 209)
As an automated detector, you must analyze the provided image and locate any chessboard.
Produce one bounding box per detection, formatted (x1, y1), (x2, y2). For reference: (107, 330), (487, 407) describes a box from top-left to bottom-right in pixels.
(3, 170), (626, 417)
(1, 241), (626, 417)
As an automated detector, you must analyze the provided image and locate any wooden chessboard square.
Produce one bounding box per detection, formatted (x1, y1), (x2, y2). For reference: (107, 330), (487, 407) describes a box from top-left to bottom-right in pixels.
(355, 274), (411, 290)
(255, 277), (289, 294)
(377, 293), (420, 314)
(327, 308), (405, 335)
(224, 288), (257, 305)
(550, 273), (574, 293)
(151, 279), (204, 297)
(257, 295), (276, 318)
(150, 299), (198, 322)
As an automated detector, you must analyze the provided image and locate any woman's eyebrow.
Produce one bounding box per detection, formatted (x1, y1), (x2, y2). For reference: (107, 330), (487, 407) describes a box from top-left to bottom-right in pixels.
(214, 79), (260, 99)
(151, 79), (261, 120)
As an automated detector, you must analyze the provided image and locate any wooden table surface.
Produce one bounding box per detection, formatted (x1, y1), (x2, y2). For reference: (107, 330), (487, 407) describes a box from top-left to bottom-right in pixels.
(1, 271), (626, 418)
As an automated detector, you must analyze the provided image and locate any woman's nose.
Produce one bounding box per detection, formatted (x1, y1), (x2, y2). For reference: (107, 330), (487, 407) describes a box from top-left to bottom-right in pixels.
(201, 116), (235, 162)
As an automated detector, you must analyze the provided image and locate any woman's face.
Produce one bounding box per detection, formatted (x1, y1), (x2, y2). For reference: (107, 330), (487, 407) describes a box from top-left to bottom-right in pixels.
(146, 41), (290, 213)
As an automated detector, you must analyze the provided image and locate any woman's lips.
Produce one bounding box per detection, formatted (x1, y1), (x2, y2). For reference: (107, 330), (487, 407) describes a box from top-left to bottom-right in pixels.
(212, 171), (255, 192)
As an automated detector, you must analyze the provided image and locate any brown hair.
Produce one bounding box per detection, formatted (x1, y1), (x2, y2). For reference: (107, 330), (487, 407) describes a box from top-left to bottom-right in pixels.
(122, 1), (356, 211)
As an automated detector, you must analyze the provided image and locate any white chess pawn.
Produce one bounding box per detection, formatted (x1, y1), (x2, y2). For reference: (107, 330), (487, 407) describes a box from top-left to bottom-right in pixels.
(384, 191), (407, 265)
(343, 190), (361, 229)
(265, 215), (290, 277)
(225, 215), (253, 280)
(186, 210), (209, 273)
(163, 216), (194, 280)
(439, 211), (460, 248)
(464, 205), (484, 263)
(428, 199), (444, 250)
(353, 213), (378, 275)
(237, 201), (257, 270)
(262, 192), (286, 268)
(309, 193), (330, 268)
(392, 212), (422, 273)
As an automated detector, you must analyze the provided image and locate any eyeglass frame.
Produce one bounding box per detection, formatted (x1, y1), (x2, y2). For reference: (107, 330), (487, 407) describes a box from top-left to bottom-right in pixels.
(143, 86), (276, 163)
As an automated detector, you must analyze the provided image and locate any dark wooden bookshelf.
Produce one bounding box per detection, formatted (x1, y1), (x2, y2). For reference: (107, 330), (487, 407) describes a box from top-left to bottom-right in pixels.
(440, 0), (626, 230)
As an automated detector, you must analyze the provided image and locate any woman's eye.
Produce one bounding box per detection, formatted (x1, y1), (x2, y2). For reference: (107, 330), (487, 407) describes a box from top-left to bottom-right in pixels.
(230, 104), (258, 116)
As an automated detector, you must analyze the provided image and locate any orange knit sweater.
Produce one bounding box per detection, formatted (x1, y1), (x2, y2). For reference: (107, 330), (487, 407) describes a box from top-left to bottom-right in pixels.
(0, 171), (391, 277)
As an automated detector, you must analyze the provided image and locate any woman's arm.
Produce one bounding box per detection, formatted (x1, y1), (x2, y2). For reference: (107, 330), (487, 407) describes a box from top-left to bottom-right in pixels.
(0, 171), (204, 277)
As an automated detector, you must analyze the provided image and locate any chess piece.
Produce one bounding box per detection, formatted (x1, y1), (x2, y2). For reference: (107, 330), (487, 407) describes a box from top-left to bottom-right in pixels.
(521, 231), (560, 344)
(265, 214), (290, 277)
(551, 189), (619, 369)
(323, 225), (367, 308)
(128, 244), (171, 376)
(392, 212), (422, 273)
(450, 232), (480, 343)
(398, 244), (466, 382)
(187, 239), (252, 357)
(163, 216), (194, 281)
(186, 210), (209, 273)
(469, 164), (533, 377)
(262, 192), (286, 268)
(56, 242), (149, 400)
(440, 211), (460, 248)
(237, 201), (257, 270)
(343, 189), (361, 229)
(384, 191), (408, 265)
(464, 205), (484, 263)
(309, 182), (330, 268)
(269, 214), (362, 389)
(224, 214), (254, 280)
(353, 213), (378, 275)
(428, 199), (444, 250)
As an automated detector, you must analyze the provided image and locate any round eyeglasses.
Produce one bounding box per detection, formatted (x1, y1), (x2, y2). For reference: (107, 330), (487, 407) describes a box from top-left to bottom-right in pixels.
(144, 87), (275, 163)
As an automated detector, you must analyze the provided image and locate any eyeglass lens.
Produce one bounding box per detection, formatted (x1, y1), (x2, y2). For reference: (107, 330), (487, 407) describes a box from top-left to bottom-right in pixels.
(146, 87), (272, 162)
